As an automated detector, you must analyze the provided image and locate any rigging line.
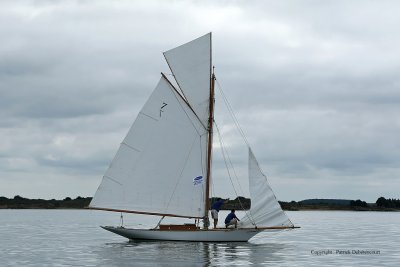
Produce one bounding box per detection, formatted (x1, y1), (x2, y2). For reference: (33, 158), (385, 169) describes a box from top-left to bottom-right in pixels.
(215, 77), (250, 147)
(170, 89), (204, 137)
(154, 216), (165, 229)
(162, 73), (207, 132)
(120, 212), (124, 227)
(214, 122), (243, 205)
(163, 135), (199, 215)
(215, 123), (255, 226)
(214, 75), (293, 227)
(213, 121), (246, 198)
(215, 124), (241, 202)
(161, 60), (208, 130)
(214, 122), (256, 226)
(214, 76), (256, 225)
(199, 134), (207, 215)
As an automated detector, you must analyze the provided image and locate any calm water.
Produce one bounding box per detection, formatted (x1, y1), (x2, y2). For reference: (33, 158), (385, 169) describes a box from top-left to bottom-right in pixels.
(0, 210), (399, 266)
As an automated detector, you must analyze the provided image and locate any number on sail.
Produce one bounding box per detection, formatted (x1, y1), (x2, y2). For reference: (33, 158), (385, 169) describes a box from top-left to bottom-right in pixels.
(159, 102), (168, 117)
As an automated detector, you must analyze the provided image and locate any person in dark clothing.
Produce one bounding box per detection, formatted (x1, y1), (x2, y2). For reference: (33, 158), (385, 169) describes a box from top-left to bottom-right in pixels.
(210, 198), (229, 228)
(225, 209), (240, 228)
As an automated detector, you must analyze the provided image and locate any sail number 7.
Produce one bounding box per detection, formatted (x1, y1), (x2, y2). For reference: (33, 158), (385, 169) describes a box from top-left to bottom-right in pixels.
(160, 102), (168, 117)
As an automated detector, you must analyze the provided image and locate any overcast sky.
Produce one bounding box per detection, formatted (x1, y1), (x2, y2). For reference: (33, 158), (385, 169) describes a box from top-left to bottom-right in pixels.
(1, 0), (399, 202)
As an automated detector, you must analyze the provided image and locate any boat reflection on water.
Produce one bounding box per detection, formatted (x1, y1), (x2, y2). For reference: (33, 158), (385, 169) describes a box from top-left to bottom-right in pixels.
(94, 239), (289, 266)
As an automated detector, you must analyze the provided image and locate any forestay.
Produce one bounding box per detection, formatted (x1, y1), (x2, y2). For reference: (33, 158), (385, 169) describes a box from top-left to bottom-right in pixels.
(90, 76), (208, 218)
(240, 149), (294, 228)
(163, 33), (212, 128)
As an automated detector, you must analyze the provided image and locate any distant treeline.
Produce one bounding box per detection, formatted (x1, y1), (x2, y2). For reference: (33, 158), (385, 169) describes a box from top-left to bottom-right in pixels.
(376, 197), (400, 208)
(279, 197), (400, 211)
(0, 195), (250, 210)
(1, 195), (399, 211)
(210, 197), (251, 210)
(0, 195), (92, 209)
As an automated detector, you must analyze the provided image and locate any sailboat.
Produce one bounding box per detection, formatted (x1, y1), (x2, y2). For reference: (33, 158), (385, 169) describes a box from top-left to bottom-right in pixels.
(89, 33), (297, 242)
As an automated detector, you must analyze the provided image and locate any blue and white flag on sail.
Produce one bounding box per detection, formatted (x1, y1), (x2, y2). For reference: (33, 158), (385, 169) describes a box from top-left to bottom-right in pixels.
(193, 175), (203, 185)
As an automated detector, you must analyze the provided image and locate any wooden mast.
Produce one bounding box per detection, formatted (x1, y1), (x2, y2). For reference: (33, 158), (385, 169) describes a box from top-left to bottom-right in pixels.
(204, 63), (215, 229)
(204, 33), (215, 229)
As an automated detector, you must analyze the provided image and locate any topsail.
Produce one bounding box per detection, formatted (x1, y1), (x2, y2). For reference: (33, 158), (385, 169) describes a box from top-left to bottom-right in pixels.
(163, 33), (212, 127)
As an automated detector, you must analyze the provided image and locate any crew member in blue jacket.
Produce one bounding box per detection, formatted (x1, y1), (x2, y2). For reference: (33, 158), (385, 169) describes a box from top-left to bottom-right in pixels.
(210, 198), (229, 228)
(225, 209), (240, 228)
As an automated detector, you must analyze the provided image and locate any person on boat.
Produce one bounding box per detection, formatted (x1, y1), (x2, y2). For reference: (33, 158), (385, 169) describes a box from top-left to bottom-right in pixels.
(225, 209), (240, 228)
(210, 198), (229, 228)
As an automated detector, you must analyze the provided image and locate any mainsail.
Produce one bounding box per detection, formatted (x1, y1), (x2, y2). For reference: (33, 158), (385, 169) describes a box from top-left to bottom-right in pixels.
(90, 76), (208, 218)
(240, 149), (294, 227)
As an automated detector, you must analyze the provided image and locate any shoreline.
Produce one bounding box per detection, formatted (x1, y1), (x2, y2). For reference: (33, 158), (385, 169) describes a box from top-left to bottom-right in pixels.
(0, 208), (398, 212)
(1, 206), (398, 212)
(1, 196), (399, 212)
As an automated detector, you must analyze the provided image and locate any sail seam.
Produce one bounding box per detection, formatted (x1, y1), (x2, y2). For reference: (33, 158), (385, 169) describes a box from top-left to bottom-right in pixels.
(139, 112), (159, 122)
(259, 171), (294, 227)
(103, 175), (123, 186)
(251, 148), (294, 226)
(242, 151), (294, 227)
(121, 142), (141, 153)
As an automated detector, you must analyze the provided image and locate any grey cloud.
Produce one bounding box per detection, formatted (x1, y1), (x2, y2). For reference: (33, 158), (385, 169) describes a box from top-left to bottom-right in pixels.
(1, 0), (399, 202)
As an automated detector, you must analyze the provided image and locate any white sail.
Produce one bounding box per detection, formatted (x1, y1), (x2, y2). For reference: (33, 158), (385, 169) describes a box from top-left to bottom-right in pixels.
(240, 149), (294, 228)
(90, 34), (297, 242)
(90, 76), (208, 218)
(163, 33), (211, 127)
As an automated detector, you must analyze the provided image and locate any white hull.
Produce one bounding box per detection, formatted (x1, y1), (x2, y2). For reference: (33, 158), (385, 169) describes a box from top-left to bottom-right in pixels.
(101, 226), (275, 242)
